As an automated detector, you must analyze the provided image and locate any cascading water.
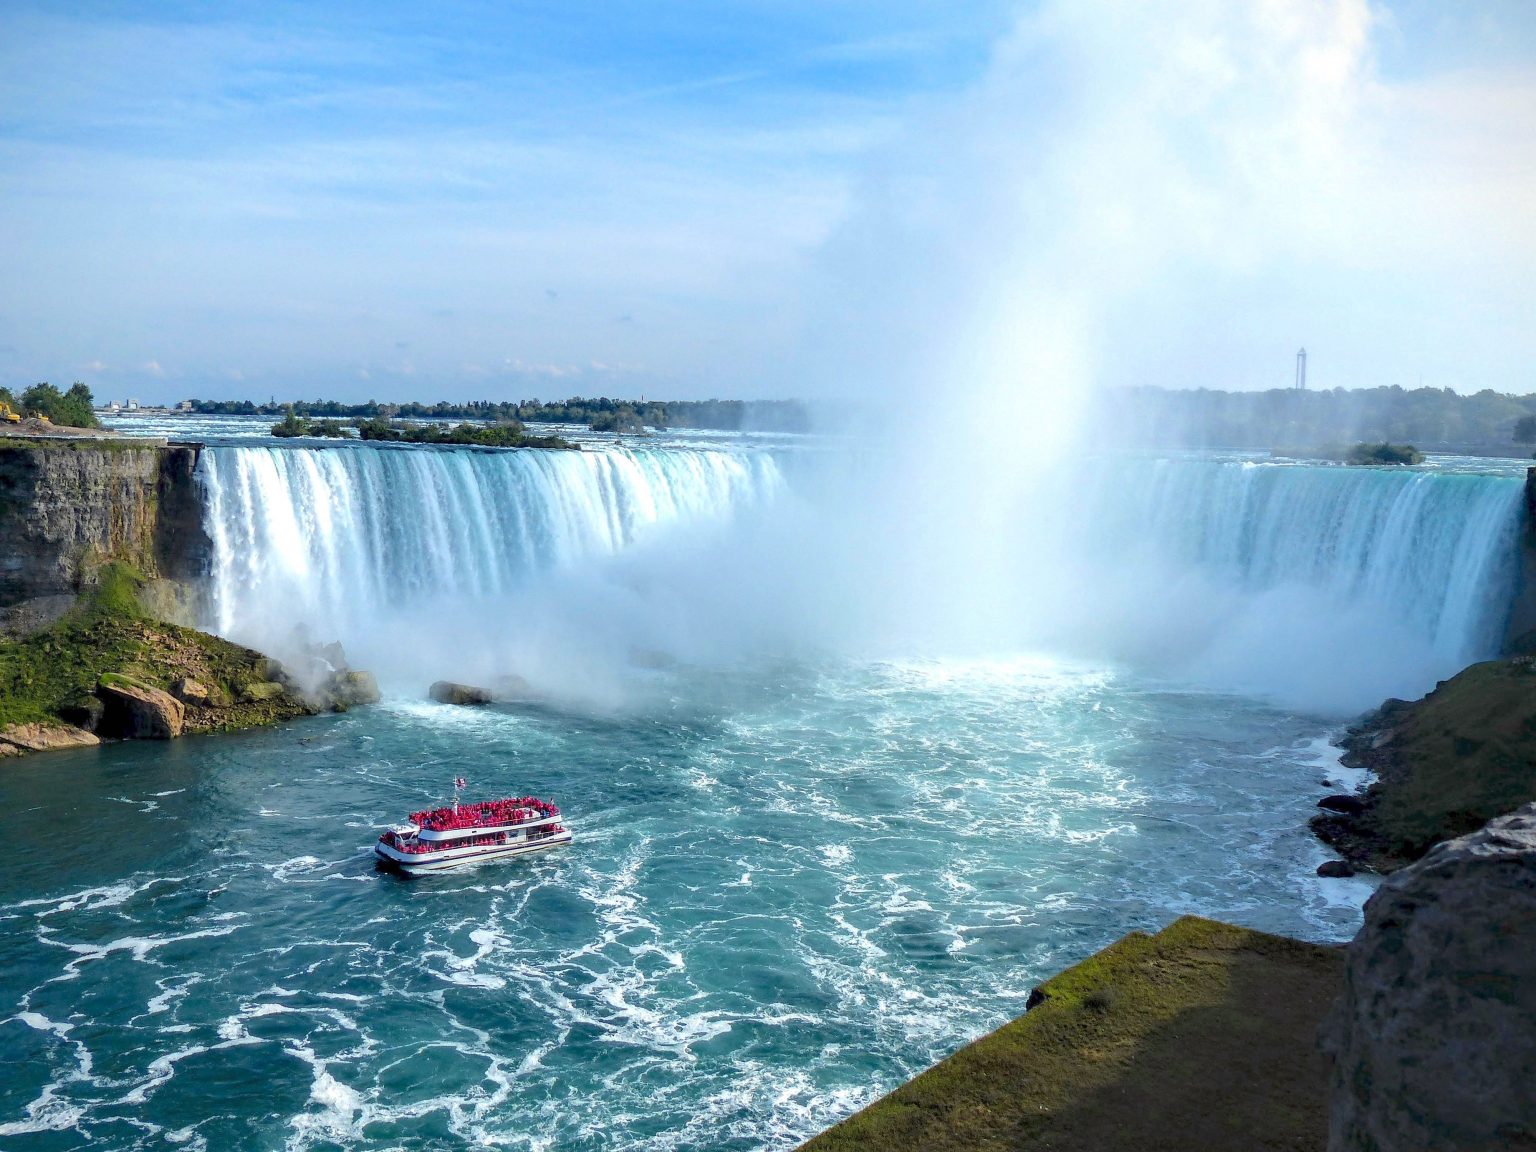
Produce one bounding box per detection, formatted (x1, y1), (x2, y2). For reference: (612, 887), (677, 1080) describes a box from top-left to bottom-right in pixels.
(199, 442), (785, 648)
(196, 443), (1523, 712)
(1055, 456), (1525, 709)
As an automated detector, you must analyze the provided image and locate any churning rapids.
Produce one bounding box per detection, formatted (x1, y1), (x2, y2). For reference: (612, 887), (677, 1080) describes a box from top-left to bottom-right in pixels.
(1, 426), (1525, 1150)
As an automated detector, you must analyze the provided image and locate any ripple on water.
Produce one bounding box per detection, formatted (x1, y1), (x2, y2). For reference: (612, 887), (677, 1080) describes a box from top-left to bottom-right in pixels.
(0, 655), (1373, 1150)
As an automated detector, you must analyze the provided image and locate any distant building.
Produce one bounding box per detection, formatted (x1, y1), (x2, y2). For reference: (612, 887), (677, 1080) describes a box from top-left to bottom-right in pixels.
(1295, 348), (1308, 391)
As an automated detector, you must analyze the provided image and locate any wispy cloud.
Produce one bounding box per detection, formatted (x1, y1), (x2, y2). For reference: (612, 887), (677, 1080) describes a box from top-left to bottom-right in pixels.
(0, 1), (1532, 401)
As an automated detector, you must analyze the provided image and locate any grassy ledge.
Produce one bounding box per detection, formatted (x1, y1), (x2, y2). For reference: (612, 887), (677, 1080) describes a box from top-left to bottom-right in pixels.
(798, 916), (1343, 1152)
(0, 562), (310, 734)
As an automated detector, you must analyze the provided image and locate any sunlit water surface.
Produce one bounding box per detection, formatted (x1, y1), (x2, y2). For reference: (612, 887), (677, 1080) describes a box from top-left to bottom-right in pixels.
(1, 656), (1370, 1150)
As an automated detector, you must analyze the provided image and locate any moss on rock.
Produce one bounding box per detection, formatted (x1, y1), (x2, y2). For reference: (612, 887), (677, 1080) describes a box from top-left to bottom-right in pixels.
(0, 561), (314, 737)
(1315, 657), (1536, 871)
(798, 916), (1342, 1152)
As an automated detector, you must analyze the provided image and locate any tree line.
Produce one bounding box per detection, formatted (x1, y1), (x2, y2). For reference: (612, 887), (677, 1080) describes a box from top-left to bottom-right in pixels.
(1099, 386), (1536, 449)
(192, 395), (811, 433)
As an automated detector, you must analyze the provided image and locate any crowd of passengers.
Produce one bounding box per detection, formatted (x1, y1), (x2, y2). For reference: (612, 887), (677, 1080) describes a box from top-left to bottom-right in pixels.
(408, 796), (560, 832)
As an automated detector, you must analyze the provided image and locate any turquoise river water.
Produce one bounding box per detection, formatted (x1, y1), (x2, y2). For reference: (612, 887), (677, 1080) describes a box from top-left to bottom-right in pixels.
(2, 421), (1525, 1150)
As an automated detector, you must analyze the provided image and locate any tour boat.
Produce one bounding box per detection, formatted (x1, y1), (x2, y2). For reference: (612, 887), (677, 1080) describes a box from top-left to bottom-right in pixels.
(375, 791), (572, 875)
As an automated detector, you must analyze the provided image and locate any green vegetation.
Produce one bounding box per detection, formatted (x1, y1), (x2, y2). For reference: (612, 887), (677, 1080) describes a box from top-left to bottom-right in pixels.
(271, 410), (351, 438)
(589, 409), (647, 434)
(0, 562), (307, 732)
(12, 381), (100, 428)
(192, 394), (811, 432)
(800, 917), (1342, 1152)
(1320, 658), (1536, 871)
(1105, 385), (1536, 449)
(352, 417), (575, 449)
(1347, 441), (1424, 465)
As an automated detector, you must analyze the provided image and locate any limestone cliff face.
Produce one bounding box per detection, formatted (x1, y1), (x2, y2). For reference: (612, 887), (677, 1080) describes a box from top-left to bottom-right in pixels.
(0, 441), (211, 625)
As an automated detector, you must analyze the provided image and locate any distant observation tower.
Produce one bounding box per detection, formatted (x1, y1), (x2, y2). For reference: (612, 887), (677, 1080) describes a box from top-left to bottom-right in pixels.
(1295, 347), (1308, 391)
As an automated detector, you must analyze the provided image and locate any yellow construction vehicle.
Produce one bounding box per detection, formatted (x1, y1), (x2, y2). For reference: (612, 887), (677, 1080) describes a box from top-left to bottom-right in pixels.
(0, 400), (21, 424)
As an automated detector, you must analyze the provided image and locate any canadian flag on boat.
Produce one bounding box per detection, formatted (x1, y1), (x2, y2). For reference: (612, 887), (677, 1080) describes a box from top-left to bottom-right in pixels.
(455, 777), (467, 790)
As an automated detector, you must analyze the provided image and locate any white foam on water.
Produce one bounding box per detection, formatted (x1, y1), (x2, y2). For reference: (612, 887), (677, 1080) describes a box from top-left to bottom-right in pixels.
(284, 1041), (364, 1148)
(50, 924), (243, 980)
(0, 1011), (96, 1137)
(820, 844), (852, 866)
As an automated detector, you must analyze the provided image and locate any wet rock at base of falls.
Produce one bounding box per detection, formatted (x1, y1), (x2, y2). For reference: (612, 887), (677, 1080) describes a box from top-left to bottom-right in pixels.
(319, 670), (380, 711)
(430, 681), (493, 706)
(1316, 860), (1355, 878)
(1323, 804), (1536, 1151)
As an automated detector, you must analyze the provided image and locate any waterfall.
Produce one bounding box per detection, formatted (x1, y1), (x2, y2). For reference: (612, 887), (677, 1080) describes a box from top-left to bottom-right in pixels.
(1062, 457), (1525, 707)
(199, 442), (785, 646)
(195, 441), (1524, 711)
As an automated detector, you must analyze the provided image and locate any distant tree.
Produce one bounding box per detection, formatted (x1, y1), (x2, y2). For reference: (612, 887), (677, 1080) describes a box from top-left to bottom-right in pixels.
(1348, 442), (1424, 466)
(18, 381), (99, 427)
(1514, 414), (1536, 443)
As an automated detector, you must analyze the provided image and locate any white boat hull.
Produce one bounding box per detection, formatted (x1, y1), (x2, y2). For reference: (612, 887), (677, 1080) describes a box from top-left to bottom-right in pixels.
(375, 830), (573, 875)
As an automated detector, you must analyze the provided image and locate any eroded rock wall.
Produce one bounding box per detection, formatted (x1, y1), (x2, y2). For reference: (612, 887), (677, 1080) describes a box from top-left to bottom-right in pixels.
(0, 441), (210, 622)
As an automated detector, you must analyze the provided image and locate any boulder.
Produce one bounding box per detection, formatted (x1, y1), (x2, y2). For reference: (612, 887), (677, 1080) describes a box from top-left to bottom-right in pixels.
(1318, 794), (1367, 816)
(1316, 859), (1355, 878)
(1324, 804), (1536, 1151)
(96, 674), (185, 739)
(171, 677), (212, 705)
(0, 722), (100, 753)
(321, 670), (380, 710)
(239, 680), (287, 703)
(430, 681), (492, 706)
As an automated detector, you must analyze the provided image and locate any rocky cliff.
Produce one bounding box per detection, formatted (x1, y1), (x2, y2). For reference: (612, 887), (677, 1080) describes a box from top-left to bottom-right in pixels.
(0, 438), (210, 632)
(1314, 657), (1536, 873)
(1324, 805), (1536, 1151)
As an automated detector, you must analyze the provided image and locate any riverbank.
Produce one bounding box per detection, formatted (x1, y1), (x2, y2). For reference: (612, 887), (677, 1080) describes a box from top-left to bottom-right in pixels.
(799, 916), (1343, 1152)
(1313, 656), (1536, 872)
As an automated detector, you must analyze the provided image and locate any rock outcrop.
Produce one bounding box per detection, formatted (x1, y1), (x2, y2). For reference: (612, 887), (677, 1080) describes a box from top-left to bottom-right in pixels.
(97, 673), (186, 739)
(322, 670), (380, 709)
(1314, 659), (1536, 872)
(0, 722), (100, 754)
(430, 681), (493, 705)
(0, 439), (210, 632)
(1324, 805), (1536, 1151)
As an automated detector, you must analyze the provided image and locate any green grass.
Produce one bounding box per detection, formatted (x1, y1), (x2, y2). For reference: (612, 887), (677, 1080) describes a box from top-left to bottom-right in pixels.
(0, 563), (310, 733)
(799, 916), (1343, 1152)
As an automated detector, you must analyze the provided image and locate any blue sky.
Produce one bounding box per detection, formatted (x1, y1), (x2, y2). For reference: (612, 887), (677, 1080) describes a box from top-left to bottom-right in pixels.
(2, 1), (1534, 403)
